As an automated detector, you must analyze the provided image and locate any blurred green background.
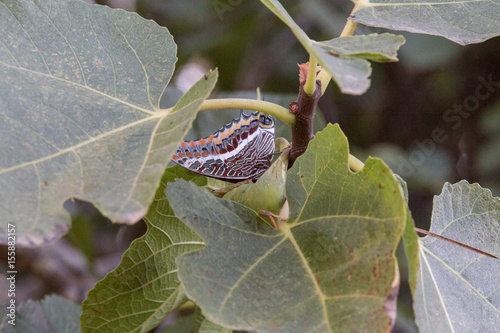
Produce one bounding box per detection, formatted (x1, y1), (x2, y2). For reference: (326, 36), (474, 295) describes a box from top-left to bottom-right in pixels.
(2, 0), (498, 331)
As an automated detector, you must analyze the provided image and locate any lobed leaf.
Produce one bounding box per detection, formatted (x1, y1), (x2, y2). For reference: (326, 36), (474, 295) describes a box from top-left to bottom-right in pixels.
(168, 124), (407, 332)
(414, 181), (500, 332)
(0, 0), (218, 246)
(351, 0), (500, 45)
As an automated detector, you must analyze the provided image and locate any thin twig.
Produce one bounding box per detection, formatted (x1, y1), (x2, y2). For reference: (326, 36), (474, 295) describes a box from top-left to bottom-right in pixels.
(414, 227), (498, 259)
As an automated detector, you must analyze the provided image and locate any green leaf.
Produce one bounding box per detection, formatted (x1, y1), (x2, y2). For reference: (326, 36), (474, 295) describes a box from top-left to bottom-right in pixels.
(80, 165), (210, 333)
(414, 181), (500, 332)
(314, 33), (406, 62)
(351, 0), (500, 45)
(259, 0), (373, 95)
(0, 0), (218, 246)
(0, 295), (81, 333)
(394, 174), (419, 295)
(168, 124), (407, 332)
(223, 147), (289, 223)
(402, 206), (419, 296)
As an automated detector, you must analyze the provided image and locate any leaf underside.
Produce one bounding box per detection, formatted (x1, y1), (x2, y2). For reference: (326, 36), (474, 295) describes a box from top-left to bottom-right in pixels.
(0, 0), (217, 246)
(314, 33), (406, 62)
(352, 0), (500, 45)
(414, 181), (500, 332)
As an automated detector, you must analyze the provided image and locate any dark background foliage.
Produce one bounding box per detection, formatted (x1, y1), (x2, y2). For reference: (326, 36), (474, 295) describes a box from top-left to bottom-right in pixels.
(1, 0), (499, 331)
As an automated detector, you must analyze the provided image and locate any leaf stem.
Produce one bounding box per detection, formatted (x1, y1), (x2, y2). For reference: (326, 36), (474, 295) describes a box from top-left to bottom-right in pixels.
(348, 154), (365, 172)
(303, 55), (318, 96)
(340, 3), (361, 37)
(199, 98), (295, 125)
(340, 18), (359, 38)
(317, 68), (332, 96)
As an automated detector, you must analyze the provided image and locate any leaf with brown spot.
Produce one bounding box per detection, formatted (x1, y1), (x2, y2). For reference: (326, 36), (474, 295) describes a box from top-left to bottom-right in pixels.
(168, 124), (407, 332)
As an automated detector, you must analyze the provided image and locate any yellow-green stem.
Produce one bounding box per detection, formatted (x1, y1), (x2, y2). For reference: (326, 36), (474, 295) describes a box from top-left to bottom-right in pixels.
(317, 68), (332, 96)
(161, 98), (295, 125)
(303, 55), (318, 96)
(200, 98), (295, 125)
(340, 3), (361, 37)
(340, 20), (359, 37)
(348, 154), (365, 172)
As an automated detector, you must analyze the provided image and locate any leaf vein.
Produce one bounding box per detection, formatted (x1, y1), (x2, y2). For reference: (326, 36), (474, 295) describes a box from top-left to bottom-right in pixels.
(216, 237), (287, 318)
(87, 9), (119, 99)
(423, 245), (499, 314)
(3, 3), (51, 75)
(419, 243), (456, 332)
(0, 115), (162, 175)
(31, 0), (88, 86)
(110, 14), (153, 110)
(285, 226), (332, 332)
